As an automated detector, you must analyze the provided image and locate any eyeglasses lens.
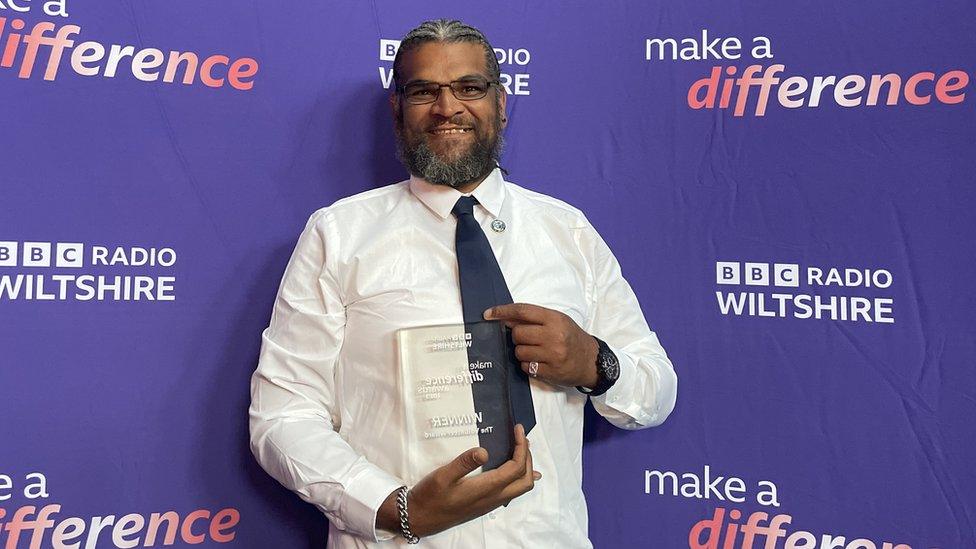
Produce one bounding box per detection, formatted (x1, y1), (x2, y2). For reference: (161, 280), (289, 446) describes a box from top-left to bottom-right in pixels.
(403, 78), (490, 104)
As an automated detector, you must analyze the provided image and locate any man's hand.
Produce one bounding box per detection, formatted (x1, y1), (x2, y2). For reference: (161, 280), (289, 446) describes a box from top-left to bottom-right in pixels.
(376, 424), (541, 538)
(484, 303), (600, 389)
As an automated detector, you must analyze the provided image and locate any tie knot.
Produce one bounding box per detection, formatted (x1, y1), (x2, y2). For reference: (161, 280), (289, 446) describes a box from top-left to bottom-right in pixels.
(452, 196), (479, 218)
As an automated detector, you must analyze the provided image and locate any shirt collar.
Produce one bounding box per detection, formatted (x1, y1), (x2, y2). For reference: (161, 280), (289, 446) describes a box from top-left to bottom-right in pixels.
(409, 167), (506, 220)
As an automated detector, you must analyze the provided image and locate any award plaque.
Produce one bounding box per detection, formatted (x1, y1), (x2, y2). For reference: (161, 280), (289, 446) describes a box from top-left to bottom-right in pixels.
(396, 320), (514, 485)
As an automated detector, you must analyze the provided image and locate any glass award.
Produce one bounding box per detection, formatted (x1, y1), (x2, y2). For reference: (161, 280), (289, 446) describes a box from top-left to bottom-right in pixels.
(396, 320), (514, 485)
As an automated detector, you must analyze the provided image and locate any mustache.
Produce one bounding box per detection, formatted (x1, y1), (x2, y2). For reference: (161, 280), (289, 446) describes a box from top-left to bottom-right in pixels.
(426, 118), (476, 132)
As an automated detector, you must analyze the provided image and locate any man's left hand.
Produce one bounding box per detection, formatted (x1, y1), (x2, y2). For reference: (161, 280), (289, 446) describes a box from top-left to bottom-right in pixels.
(484, 303), (599, 389)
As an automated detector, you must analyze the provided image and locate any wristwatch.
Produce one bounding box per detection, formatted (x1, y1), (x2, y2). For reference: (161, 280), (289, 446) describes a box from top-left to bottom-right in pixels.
(577, 336), (620, 396)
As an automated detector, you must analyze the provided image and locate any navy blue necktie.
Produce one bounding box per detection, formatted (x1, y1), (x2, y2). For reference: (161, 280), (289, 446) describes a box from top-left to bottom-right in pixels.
(453, 196), (536, 434)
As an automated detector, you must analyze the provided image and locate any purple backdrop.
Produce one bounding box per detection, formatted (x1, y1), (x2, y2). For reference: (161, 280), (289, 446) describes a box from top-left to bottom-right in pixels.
(2, 1), (974, 548)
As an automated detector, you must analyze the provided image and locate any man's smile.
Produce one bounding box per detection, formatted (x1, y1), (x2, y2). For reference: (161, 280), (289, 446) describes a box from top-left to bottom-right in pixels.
(428, 125), (474, 136)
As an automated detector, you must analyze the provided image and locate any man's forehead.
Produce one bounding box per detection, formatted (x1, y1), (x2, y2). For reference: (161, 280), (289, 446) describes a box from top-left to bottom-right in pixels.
(399, 41), (489, 83)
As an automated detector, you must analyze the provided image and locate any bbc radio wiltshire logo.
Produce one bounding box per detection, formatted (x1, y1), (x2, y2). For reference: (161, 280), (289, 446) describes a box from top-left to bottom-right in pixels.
(378, 39), (531, 96)
(644, 29), (969, 116)
(0, 0), (258, 90)
(0, 241), (177, 302)
(714, 261), (895, 324)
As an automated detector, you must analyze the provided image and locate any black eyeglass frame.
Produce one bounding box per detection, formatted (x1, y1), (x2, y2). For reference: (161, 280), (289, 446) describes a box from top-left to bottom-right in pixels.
(397, 76), (501, 105)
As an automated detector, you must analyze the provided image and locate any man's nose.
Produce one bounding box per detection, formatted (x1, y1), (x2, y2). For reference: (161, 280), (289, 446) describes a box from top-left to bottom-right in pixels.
(430, 86), (464, 117)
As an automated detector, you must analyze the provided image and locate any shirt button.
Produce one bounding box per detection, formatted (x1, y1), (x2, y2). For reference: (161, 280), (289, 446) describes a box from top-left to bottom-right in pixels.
(488, 512), (497, 520)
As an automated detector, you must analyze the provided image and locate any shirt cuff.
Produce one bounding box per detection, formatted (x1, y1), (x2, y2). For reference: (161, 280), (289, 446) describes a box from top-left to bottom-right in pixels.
(337, 465), (404, 542)
(589, 343), (646, 423)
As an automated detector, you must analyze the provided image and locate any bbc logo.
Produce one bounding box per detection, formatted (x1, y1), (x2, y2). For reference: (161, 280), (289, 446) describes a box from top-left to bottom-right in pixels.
(379, 39), (401, 61)
(0, 241), (84, 268)
(716, 261), (800, 287)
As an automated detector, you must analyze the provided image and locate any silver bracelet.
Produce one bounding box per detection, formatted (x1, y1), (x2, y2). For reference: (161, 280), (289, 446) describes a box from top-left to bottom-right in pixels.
(395, 486), (420, 544)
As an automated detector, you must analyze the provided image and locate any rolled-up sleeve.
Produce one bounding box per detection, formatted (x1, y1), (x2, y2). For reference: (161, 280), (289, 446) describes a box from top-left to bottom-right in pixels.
(249, 209), (402, 541)
(578, 219), (678, 430)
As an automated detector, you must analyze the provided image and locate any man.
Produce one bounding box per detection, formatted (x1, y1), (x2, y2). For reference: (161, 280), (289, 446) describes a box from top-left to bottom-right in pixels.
(250, 19), (677, 548)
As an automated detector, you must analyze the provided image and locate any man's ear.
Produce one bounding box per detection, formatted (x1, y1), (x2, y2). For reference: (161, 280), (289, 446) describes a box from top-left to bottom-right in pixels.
(498, 87), (508, 129)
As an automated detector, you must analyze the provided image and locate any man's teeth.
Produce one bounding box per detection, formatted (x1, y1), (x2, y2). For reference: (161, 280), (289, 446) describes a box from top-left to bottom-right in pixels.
(431, 128), (471, 134)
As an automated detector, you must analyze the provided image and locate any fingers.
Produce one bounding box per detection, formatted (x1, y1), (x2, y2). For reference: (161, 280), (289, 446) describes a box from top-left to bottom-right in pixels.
(511, 324), (546, 345)
(460, 426), (539, 510)
(523, 437), (535, 484)
(484, 303), (550, 324)
(511, 423), (527, 466)
(498, 426), (538, 500)
(445, 447), (489, 482)
(513, 344), (547, 363)
(494, 424), (528, 481)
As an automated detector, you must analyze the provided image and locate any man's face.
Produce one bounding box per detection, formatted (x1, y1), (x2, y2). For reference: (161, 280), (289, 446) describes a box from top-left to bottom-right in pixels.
(393, 41), (507, 188)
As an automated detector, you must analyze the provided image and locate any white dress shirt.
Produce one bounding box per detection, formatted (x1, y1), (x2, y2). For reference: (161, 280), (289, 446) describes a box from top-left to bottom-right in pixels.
(249, 168), (677, 548)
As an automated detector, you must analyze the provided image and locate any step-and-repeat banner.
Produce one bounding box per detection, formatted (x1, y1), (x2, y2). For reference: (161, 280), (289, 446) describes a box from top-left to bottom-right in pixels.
(2, 1), (974, 548)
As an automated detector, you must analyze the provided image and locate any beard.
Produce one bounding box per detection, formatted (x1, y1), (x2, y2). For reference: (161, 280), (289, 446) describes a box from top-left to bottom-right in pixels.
(395, 109), (504, 188)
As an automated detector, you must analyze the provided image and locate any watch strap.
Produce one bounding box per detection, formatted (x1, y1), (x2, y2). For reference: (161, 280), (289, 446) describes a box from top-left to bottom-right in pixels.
(577, 336), (618, 397)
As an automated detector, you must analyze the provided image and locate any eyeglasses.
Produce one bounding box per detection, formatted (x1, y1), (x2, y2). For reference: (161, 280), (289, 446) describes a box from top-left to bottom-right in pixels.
(399, 76), (499, 105)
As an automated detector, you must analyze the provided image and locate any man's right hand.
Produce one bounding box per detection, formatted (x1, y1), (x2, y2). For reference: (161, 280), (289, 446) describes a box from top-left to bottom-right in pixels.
(376, 424), (541, 538)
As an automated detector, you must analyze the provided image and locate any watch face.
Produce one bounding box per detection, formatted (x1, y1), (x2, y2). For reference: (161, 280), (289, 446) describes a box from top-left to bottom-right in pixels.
(599, 348), (620, 381)
(603, 357), (620, 381)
